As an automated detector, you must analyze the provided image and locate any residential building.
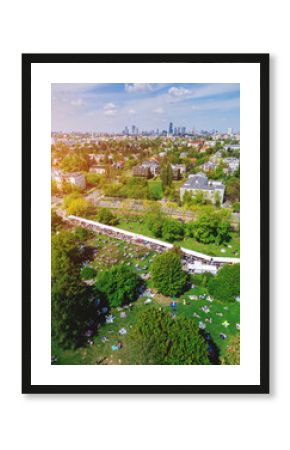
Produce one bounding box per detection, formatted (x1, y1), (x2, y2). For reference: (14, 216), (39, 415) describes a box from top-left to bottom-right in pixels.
(132, 160), (160, 178)
(203, 161), (218, 172)
(171, 164), (186, 175)
(89, 166), (107, 174)
(132, 165), (152, 178)
(204, 140), (217, 148)
(172, 167), (181, 180)
(223, 157), (240, 174)
(224, 144), (240, 151)
(180, 172), (224, 204)
(114, 161), (125, 169)
(187, 140), (204, 148)
(52, 169), (86, 189)
(140, 160), (160, 176)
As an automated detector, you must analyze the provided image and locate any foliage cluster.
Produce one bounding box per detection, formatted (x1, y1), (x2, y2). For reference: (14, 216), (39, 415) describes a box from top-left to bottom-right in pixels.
(130, 308), (210, 365)
(151, 251), (187, 296)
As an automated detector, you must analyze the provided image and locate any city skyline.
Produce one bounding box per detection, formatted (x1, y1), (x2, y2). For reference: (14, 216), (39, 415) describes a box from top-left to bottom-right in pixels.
(51, 83), (240, 133)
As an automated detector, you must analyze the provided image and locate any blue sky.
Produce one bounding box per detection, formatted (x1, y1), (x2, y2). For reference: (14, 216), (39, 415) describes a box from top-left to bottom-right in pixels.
(51, 83), (240, 133)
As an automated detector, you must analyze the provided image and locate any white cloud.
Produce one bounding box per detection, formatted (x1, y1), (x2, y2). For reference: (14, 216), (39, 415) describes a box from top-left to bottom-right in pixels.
(153, 107), (164, 114)
(125, 83), (153, 93)
(128, 109), (136, 114)
(104, 102), (117, 110)
(70, 98), (86, 107)
(168, 86), (191, 97)
(191, 84), (239, 99)
(103, 102), (118, 116)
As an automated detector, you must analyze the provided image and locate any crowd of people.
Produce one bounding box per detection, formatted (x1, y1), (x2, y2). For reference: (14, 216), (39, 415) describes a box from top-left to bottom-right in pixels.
(68, 216), (220, 271)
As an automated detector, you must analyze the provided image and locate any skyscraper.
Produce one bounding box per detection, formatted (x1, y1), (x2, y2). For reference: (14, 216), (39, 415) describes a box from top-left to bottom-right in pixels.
(169, 122), (173, 134)
(132, 125), (136, 135)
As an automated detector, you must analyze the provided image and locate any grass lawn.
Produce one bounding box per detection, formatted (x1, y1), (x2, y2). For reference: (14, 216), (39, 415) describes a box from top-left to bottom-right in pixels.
(117, 214), (240, 257)
(177, 233), (240, 257)
(148, 179), (163, 199)
(171, 290), (240, 356)
(51, 227), (240, 365)
(52, 289), (240, 365)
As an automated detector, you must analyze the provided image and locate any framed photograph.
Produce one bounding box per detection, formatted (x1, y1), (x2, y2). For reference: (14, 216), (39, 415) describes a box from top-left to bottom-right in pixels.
(22, 53), (269, 394)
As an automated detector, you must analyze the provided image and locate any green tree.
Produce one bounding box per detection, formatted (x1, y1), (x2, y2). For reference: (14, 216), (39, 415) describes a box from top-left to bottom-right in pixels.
(130, 308), (210, 365)
(85, 173), (103, 188)
(214, 190), (221, 207)
(51, 180), (59, 196)
(95, 265), (139, 308)
(183, 190), (194, 207)
(51, 209), (63, 232)
(61, 179), (81, 194)
(63, 192), (82, 209)
(67, 198), (91, 216)
(208, 263), (240, 302)
(162, 219), (185, 242)
(225, 178), (240, 203)
(146, 205), (166, 238)
(232, 202), (240, 213)
(151, 251), (187, 296)
(160, 163), (173, 190)
(74, 226), (90, 242)
(121, 178), (149, 199)
(61, 153), (89, 172)
(97, 207), (119, 226)
(194, 190), (208, 205)
(63, 193), (91, 216)
(51, 231), (92, 349)
(187, 211), (231, 245)
(80, 266), (97, 280)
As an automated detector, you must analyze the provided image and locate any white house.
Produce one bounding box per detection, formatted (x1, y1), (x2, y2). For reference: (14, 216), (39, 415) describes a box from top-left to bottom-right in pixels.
(180, 172), (225, 204)
(223, 157), (240, 173)
(204, 141), (217, 148)
(203, 161), (218, 172)
(51, 169), (86, 189)
(223, 144), (240, 151)
(65, 172), (86, 189)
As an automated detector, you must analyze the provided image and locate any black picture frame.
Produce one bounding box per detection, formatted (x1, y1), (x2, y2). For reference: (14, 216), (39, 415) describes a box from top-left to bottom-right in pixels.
(22, 53), (269, 394)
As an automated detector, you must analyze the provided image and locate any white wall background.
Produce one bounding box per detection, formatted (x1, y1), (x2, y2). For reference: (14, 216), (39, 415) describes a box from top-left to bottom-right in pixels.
(0, 1), (287, 449)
